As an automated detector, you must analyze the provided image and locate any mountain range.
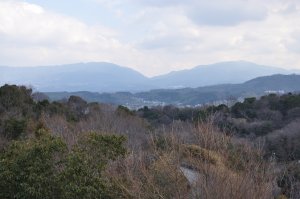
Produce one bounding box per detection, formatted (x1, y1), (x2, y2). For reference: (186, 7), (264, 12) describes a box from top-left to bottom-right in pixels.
(0, 61), (298, 92)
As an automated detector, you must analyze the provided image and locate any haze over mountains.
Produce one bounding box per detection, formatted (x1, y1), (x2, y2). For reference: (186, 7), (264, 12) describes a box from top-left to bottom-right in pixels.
(0, 61), (298, 92)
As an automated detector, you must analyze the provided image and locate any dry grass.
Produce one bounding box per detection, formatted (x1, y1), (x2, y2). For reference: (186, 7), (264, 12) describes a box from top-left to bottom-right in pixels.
(102, 120), (276, 199)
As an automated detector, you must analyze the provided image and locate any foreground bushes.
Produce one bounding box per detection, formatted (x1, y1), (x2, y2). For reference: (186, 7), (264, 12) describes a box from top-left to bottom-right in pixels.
(0, 129), (126, 199)
(0, 123), (277, 199)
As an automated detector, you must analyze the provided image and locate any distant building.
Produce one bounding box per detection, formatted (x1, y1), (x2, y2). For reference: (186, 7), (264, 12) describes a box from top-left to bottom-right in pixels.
(264, 90), (285, 95)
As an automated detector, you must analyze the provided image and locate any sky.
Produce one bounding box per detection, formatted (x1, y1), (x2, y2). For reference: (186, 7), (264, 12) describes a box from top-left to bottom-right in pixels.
(0, 0), (300, 76)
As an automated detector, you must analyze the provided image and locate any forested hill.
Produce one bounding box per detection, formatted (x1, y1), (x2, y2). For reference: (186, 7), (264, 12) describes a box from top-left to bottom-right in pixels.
(45, 74), (300, 107)
(1, 84), (300, 198)
(137, 74), (300, 105)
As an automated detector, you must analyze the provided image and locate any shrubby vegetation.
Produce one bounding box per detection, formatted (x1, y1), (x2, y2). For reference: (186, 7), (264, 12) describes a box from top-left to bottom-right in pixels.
(0, 84), (300, 198)
(0, 129), (127, 199)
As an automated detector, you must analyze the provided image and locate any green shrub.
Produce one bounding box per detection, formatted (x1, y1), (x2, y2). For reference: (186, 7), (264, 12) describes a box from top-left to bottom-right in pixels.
(0, 130), (127, 199)
(3, 118), (27, 139)
(0, 129), (66, 199)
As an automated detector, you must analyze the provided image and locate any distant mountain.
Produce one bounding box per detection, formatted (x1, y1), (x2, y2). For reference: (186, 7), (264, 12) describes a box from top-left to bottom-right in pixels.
(1, 61), (298, 92)
(151, 61), (297, 88)
(44, 74), (300, 107)
(0, 62), (153, 92)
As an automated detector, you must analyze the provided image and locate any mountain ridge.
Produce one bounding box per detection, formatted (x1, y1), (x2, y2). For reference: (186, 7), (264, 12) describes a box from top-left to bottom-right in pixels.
(0, 62), (153, 92)
(1, 61), (299, 92)
(151, 61), (297, 88)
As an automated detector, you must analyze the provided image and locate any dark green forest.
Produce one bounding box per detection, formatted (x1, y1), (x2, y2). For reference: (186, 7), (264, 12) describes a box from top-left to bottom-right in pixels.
(1, 84), (300, 198)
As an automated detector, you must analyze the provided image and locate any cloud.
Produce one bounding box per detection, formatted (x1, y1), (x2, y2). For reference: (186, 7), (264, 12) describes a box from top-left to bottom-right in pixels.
(128, 0), (300, 73)
(132, 0), (183, 7)
(0, 1), (120, 46)
(136, 14), (202, 51)
(0, 0), (143, 69)
(1, 0), (300, 77)
(284, 30), (300, 53)
(125, 0), (268, 26)
(186, 1), (267, 26)
(279, 3), (299, 15)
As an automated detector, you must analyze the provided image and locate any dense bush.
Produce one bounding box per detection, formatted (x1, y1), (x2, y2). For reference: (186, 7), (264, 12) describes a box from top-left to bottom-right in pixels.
(0, 84), (34, 110)
(0, 129), (126, 199)
(3, 118), (27, 139)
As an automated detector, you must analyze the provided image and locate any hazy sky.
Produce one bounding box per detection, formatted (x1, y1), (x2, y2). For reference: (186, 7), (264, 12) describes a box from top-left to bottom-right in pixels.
(0, 0), (300, 76)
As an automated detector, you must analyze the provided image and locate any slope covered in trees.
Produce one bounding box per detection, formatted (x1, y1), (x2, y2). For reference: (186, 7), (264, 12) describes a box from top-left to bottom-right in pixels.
(1, 84), (300, 198)
(45, 74), (300, 107)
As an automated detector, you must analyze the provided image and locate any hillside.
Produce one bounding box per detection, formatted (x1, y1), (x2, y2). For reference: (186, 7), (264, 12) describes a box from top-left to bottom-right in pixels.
(45, 74), (300, 107)
(1, 84), (300, 198)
